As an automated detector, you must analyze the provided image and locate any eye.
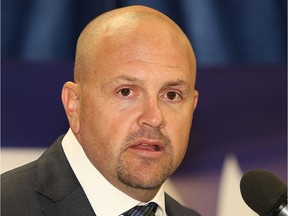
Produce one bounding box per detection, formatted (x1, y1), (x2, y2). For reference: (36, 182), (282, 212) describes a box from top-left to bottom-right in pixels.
(164, 91), (182, 102)
(167, 92), (177, 100)
(119, 88), (131, 97)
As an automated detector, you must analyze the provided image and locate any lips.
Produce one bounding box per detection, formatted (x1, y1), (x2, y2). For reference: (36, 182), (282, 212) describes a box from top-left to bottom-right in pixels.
(134, 143), (162, 151)
(130, 140), (163, 152)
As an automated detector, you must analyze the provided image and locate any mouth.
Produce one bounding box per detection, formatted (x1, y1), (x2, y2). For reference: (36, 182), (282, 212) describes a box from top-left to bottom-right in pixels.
(134, 143), (162, 151)
(129, 140), (164, 154)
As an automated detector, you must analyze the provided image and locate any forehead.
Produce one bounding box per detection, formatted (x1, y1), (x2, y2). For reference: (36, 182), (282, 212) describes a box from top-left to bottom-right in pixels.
(101, 19), (189, 52)
(93, 56), (195, 95)
(80, 17), (196, 88)
(98, 21), (194, 67)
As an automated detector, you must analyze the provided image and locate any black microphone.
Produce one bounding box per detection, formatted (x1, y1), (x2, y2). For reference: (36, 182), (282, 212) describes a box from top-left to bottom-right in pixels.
(240, 170), (287, 216)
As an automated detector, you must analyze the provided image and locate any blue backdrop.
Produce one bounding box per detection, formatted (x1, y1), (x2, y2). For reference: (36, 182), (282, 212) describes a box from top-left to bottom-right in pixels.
(2, 0), (287, 65)
(1, 1), (287, 179)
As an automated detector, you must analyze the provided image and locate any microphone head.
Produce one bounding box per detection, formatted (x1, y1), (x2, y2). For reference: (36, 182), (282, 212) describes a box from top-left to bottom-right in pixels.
(240, 170), (287, 216)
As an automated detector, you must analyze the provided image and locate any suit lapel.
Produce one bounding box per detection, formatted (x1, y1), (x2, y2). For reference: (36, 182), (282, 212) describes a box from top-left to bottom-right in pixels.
(42, 187), (95, 216)
(36, 136), (95, 216)
(165, 193), (200, 216)
(165, 193), (183, 216)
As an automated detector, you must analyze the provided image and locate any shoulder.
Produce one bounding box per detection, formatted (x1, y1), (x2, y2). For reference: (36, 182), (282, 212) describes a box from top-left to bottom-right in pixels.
(1, 160), (44, 215)
(1, 135), (65, 216)
(2, 160), (37, 188)
(1, 134), (65, 188)
(1, 160), (39, 198)
(165, 193), (201, 216)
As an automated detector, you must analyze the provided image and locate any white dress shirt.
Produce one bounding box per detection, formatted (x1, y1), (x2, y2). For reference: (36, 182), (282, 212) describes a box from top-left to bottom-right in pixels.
(62, 129), (167, 216)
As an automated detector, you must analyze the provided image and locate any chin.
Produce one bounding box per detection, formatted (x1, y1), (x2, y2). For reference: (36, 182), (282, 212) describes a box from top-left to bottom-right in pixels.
(119, 175), (166, 191)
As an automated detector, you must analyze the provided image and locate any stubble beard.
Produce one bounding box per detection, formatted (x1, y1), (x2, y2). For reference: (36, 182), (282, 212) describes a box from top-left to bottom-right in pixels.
(115, 128), (174, 190)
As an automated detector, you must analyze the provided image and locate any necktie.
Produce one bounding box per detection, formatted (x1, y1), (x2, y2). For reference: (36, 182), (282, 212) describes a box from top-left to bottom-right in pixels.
(123, 202), (158, 216)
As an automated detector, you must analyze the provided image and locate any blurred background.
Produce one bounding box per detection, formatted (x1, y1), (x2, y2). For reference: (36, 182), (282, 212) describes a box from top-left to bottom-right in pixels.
(1, 1), (287, 215)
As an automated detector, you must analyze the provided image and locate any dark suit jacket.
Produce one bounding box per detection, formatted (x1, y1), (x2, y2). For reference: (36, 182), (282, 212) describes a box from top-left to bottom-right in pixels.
(1, 135), (201, 216)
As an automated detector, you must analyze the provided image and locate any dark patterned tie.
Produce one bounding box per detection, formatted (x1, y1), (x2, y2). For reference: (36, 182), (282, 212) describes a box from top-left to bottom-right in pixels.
(123, 202), (158, 216)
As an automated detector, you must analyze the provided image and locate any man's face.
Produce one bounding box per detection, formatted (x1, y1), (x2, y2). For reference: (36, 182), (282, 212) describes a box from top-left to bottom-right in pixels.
(76, 21), (198, 192)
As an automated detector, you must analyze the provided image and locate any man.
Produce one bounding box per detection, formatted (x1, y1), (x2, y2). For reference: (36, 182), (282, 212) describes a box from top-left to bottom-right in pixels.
(2, 5), (200, 216)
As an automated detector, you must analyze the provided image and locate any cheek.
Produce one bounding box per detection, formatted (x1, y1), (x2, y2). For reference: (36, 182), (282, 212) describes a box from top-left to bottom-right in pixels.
(166, 110), (193, 158)
(171, 126), (190, 157)
(168, 126), (191, 172)
(80, 102), (135, 150)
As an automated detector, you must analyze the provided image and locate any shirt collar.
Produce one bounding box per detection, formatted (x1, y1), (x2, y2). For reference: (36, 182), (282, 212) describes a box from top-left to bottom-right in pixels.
(62, 129), (166, 216)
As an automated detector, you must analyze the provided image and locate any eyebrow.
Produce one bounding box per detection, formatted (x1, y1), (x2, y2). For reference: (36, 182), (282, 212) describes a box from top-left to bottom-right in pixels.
(103, 76), (191, 91)
(101, 75), (145, 89)
(162, 80), (191, 91)
(113, 75), (145, 84)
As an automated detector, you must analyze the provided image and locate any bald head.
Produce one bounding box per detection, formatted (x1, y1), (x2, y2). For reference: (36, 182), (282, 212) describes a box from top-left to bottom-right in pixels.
(62, 6), (199, 201)
(74, 5), (195, 83)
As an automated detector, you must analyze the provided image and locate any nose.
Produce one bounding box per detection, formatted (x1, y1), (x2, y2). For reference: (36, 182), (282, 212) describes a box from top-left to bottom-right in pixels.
(137, 97), (166, 129)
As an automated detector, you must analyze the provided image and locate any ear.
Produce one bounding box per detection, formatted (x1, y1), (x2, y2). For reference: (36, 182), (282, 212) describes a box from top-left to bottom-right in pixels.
(193, 90), (199, 110)
(61, 81), (80, 133)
